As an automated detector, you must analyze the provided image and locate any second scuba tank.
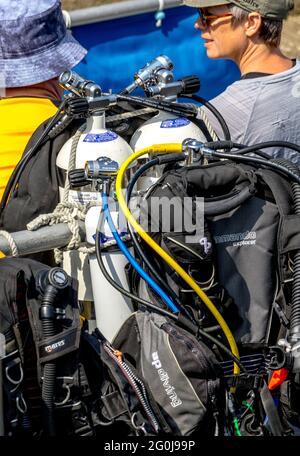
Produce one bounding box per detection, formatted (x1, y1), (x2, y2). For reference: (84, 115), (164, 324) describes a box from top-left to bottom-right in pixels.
(56, 110), (135, 338)
(130, 111), (207, 190)
(85, 205), (133, 342)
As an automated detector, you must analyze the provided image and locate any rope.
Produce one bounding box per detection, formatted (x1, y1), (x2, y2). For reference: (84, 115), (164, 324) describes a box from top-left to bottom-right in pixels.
(197, 107), (219, 142)
(155, 0), (165, 27)
(63, 124), (86, 205)
(27, 201), (99, 264)
(62, 10), (72, 29)
(0, 230), (18, 257)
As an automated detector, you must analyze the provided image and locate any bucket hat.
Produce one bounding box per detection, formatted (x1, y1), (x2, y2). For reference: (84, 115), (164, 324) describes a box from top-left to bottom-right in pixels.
(182, 0), (294, 19)
(0, 0), (87, 87)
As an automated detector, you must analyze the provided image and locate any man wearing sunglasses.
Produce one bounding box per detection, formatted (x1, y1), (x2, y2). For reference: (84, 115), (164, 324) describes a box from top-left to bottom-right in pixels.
(183, 1), (300, 164)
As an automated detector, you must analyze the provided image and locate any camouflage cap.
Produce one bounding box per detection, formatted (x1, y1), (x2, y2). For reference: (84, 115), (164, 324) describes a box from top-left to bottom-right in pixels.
(182, 0), (295, 19)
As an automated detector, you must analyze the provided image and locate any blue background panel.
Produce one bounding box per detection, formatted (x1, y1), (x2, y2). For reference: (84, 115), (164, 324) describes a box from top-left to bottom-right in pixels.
(73, 6), (240, 100)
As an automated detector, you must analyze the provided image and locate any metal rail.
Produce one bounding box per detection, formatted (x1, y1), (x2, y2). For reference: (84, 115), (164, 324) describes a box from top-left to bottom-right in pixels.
(0, 222), (86, 257)
(69, 0), (183, 27)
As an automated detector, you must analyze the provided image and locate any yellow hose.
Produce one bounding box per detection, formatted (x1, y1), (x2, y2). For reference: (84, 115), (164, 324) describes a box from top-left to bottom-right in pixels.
(116, 144), (240, 376)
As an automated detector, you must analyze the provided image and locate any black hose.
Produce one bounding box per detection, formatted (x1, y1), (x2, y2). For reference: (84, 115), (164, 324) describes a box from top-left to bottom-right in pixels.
(126, 158), (181, 304)
(95, 209), (174, 312)
(116, 94), (198, 120)
(218, 140), (300, 156)
(40, 285), (58, 437)
(204, 140), (271, 160)
(273, 159), (300, 342)
(207, 151), (300, 185)
(41, 363), (56, 436)
(181, 94), (231, 142)
(197, 329), (247, 373)
(96, 202), (196, 322)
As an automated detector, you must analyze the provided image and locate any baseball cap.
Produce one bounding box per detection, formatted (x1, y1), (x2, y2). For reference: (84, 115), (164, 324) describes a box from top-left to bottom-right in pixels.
(182, 0), (295, 19)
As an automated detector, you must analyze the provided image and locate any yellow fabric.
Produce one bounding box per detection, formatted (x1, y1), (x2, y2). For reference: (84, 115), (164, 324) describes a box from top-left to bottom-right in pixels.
(0, 97), (58, 200)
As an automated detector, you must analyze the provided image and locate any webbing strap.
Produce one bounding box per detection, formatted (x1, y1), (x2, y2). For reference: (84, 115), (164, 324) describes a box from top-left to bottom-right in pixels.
(260, 380), (284, 436)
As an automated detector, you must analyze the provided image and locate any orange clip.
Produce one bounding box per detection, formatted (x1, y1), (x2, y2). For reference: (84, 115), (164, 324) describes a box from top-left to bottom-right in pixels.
(268, 368), (289, 391)
(114, 350), (123, 362)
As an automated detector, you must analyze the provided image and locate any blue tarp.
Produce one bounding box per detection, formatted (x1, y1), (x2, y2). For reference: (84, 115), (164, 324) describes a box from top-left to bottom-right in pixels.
(72, 6), (240, 100)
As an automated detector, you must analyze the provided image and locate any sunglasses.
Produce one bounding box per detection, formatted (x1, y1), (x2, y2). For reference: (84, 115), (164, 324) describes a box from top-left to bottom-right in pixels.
(197, 8), (233, 27)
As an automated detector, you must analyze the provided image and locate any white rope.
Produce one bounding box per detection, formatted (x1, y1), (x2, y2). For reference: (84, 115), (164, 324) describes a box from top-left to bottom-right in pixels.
(0, 230), (18, 257)
(155, 0), (165, 27)
(62, 10), (72, 29)
(27, 201), (99, 264)
(158, 0), (165, 10)
(197, 107), (219, 142)
(63, 124), (86, 205)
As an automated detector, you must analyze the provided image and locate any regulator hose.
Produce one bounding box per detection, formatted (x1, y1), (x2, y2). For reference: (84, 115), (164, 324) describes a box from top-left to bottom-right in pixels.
(272, 159), (300, 343)
(101, 193), (180, 314)
(181, 94), (231, 142)
(37, 268), (69, 436)
(40, 284), (59, 437)
(117, 94), (198, 120)
(126, 156), (186, 308)
(115, 144), (240, 376)
(95, 211), (181, 315)
(203, 141), (271, 159)
(204, 140), (300, 158)
(204, 150), (300, 185)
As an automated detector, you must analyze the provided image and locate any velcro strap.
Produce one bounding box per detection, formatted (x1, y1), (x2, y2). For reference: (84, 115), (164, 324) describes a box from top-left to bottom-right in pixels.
(260, 381), (284, 436)
(38, 326), (81, 363)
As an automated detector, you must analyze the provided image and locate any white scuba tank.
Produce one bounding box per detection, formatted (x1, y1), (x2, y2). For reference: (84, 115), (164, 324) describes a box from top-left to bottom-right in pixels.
(85, 206), (133, 342)
(130, 111), (207, 190)
(56, 113), (134, 339)
(57, 113), (133, 202)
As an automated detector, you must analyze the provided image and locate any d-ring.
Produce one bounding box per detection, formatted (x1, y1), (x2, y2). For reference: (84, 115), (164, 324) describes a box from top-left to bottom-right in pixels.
(131, 412), (147, 435)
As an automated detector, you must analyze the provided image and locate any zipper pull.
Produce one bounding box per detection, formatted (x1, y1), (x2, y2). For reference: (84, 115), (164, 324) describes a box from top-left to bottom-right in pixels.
(113, 349), (123, 362)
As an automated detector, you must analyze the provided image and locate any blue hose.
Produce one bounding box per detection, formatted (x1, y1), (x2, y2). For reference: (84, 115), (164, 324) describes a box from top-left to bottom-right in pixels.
(101, 192), (179, 314)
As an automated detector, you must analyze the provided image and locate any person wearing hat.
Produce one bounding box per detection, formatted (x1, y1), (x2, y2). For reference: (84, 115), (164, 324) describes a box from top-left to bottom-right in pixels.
(183, 1), (300, 163)
(0, 0), (87, 201)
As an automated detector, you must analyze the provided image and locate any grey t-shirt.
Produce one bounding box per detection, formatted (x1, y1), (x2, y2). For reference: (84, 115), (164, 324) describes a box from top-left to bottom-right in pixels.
(201, 60), (300, 164)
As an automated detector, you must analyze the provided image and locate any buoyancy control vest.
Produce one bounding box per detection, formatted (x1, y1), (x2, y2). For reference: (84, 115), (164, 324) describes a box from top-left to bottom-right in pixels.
(143, 160), (299, 345)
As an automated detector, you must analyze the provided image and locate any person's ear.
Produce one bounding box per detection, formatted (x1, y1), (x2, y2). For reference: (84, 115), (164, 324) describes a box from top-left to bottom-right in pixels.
(244, 12), (262, 39)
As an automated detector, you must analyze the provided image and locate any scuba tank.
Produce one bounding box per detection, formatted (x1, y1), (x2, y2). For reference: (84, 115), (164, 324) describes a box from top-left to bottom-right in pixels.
(126, 56), (207, 190)
(130, 111), (206, 190)
(56, 72), (134, 340)
(85, 204), (133, 342)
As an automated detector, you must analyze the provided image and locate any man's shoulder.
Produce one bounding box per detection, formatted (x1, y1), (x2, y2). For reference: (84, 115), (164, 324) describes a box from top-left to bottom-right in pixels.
(208, 79), (258, 109)
(210, 61), (300, 105)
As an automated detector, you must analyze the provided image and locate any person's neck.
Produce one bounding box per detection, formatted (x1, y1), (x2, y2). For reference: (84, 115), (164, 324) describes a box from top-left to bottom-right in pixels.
(237, 43), (293, 76)
(3, 78), (63, 101)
